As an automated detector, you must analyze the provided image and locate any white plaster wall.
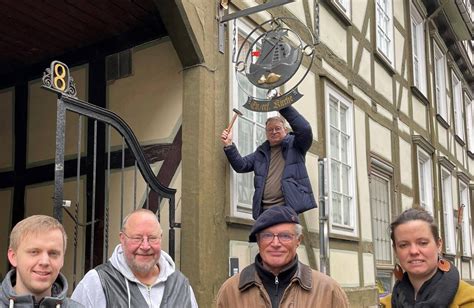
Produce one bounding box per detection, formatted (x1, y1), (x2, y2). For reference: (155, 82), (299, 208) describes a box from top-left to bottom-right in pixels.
(401, 193), (413, 211)
(376, 103), (393, 122)
(412, 97), (427, 131)
(353, 39), (372, 84)
(322, 60), (348, 88)
(461, 261), (471, 280)
(286, 0), (313, 27)
(393, 0), (405, 29)
(0, 189), (12, 277)
(398, 120), (410, 135)
(320, 5), (347, 62)
(108, 40), (183, 145)
(363, 253), (376, 286)
(369, 119), (392, 161)
(437, 124), (448, 150)
(229, 240), (252, 273)
(394, 28), (405, 77)
(455, 142), (464, 166)
(399, 138), (413, 189)
(303, 153), (320, 233)
(297, 245), (310, 266)
(353, 85), (371, 105)
(398, 83), (409, 116)
(330, 249), (359, 287)
(355, 106), (372, 241)
(287, 69), (318, 140)
(374, 62), (393, 102)
(0, 88), (13, 170)
(352, 0), (369, 35)
(27, 66), (87, 165)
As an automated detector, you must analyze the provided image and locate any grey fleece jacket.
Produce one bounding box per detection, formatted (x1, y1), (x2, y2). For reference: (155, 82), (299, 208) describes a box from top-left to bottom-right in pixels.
(0, 269), (83, 307)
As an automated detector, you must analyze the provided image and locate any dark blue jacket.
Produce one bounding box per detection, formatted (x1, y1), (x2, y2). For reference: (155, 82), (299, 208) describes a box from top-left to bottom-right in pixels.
(224, 106), (317, 219)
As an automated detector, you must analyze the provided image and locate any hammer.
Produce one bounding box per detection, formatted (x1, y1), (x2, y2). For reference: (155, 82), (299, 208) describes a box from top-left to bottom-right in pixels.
(226, 108), (243, 131)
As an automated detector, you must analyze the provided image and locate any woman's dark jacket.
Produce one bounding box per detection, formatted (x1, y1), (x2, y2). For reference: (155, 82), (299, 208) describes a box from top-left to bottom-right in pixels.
(224, 106), (317, 219)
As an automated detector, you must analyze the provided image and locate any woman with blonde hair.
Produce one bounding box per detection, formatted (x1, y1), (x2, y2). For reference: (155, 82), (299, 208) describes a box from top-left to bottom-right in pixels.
(380, 208), (474, 307)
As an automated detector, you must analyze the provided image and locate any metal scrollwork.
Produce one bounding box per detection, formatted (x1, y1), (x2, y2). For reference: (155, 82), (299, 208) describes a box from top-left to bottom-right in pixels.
(234, 17), (316, 112)
(42, 61), (77, 98)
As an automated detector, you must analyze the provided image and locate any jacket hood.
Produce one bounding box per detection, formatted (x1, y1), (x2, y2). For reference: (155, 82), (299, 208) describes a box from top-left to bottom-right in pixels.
(0, 268), (70, 306)
(109, 244), (176, 285)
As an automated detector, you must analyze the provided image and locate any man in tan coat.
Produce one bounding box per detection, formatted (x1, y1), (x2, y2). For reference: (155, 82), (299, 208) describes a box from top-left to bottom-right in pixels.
(216, 206), (349, 308)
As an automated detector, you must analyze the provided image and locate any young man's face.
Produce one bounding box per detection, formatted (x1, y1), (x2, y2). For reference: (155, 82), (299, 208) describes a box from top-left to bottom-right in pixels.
(7, 229), (64, 301)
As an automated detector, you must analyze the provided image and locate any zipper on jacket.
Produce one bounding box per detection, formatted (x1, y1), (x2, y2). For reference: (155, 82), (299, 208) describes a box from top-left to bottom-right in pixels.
(146, 285), (153, 308)
(274, 275), (279, 304)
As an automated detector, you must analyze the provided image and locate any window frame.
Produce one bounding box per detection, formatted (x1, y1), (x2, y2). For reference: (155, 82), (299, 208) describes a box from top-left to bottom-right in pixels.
(375, 0), (394, 66)
(459, 181), (472, 258)
(433, 41), (448, 123)
(325, 82), (357, 237)
(410, 3), (427, 96)
(416, 147), (434, 214)
(440, 166), (456, 255)
(466, 96), (474, 154)
(451, 71), (465, 141)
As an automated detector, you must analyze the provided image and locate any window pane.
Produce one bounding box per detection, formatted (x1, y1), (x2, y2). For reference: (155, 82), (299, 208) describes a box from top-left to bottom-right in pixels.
(330, 127), (339, 159)
(331, 160), (341, 192)
(332, 193), (342, 224)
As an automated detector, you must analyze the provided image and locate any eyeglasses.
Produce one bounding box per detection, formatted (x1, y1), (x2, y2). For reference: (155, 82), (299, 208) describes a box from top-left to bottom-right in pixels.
(122, 232), (161, 245)
(266, 126), (283, 133)
(258, 232), (296, 244)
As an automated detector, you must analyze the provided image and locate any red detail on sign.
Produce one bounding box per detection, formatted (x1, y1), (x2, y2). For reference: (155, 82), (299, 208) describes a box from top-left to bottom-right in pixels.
(251, 50), (261, 57)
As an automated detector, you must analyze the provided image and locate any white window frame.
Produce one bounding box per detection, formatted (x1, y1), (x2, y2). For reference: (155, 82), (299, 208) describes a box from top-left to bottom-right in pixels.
(370, 171), (393, 265)
(376, 0), (394, 65)
(452, 72), (464, 140)
(325, 83), (357, 236)
(410, 3), (427, 95)
(440, 167), (456, 255)
(459, 181), (472, 257)
(334, 0), (351, 18)
(417, 148), (434, 214)
(433, 42), (448, 122)
(466, 97), (474, 153)
(228, 19), (276, 219)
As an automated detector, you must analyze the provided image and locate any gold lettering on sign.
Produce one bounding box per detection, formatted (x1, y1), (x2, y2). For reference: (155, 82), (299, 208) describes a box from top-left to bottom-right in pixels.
(53, 63), (67, 91)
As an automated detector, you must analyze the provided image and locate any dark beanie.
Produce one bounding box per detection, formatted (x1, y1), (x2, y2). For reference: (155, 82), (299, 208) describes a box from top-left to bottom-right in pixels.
(249, 206), (300, 242)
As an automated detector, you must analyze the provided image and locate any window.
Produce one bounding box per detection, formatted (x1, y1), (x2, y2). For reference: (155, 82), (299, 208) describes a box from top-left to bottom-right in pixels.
(466, 97), (474, 153)
(410, 4), (427, 95)
(434, 42), (448, 122)
(441, 167), (455, 255)
(417, 148), (433, 214)
(326, 84), (356, 235)
(452, 72), (464, 140)
(370, 173), (392, 264)
(459, 181), (472, 257)
(335, 0), (351, 18)
(229, 20), (275, 218)
(376, 0), (394, 65)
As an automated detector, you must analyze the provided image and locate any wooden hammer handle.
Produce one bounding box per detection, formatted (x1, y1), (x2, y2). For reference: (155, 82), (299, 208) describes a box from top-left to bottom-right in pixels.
(226, 113), (238, 131)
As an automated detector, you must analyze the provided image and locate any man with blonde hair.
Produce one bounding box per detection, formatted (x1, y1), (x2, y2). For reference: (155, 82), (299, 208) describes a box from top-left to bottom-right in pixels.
(0, 215), (83, 307)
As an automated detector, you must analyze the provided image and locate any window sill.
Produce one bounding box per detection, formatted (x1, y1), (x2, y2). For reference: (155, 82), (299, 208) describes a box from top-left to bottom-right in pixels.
(436, 114), (450, 129)
(225, 215), (254, 227)
(468, 150), (474, 159)
(325, 0), (352, 27)
(329, 230), (360, 242)
(374, 50), (395, 76)
(454, 135), (466, 146)
(410, 86), (429, 106)
(461, 255), (472, 262)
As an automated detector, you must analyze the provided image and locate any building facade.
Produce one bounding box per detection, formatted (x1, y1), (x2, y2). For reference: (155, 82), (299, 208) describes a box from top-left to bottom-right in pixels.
(0, 0), (472, 307)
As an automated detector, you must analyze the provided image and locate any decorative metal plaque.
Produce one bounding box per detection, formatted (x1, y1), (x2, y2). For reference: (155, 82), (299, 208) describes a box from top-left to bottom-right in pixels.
(42, 60), (77, 97)
(234, 17), (316, 112)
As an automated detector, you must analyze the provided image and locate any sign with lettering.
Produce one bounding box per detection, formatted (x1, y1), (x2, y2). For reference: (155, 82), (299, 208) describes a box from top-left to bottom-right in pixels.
(234, 17), (316, 112)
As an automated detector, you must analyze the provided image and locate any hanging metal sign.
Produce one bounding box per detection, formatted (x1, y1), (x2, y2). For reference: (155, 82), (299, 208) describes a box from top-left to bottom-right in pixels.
(234, 17), (316, 112)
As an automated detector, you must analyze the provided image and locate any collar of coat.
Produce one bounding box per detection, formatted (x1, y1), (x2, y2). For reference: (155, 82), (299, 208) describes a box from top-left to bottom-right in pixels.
(238, 254), (313, 292)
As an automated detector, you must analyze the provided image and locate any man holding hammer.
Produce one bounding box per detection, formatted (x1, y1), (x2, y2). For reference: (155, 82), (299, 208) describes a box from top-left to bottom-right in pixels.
(220, 105), (317, 219)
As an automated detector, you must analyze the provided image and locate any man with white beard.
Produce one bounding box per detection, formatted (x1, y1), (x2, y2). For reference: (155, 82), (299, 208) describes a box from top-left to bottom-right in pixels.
(72, 209), (198, 307)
